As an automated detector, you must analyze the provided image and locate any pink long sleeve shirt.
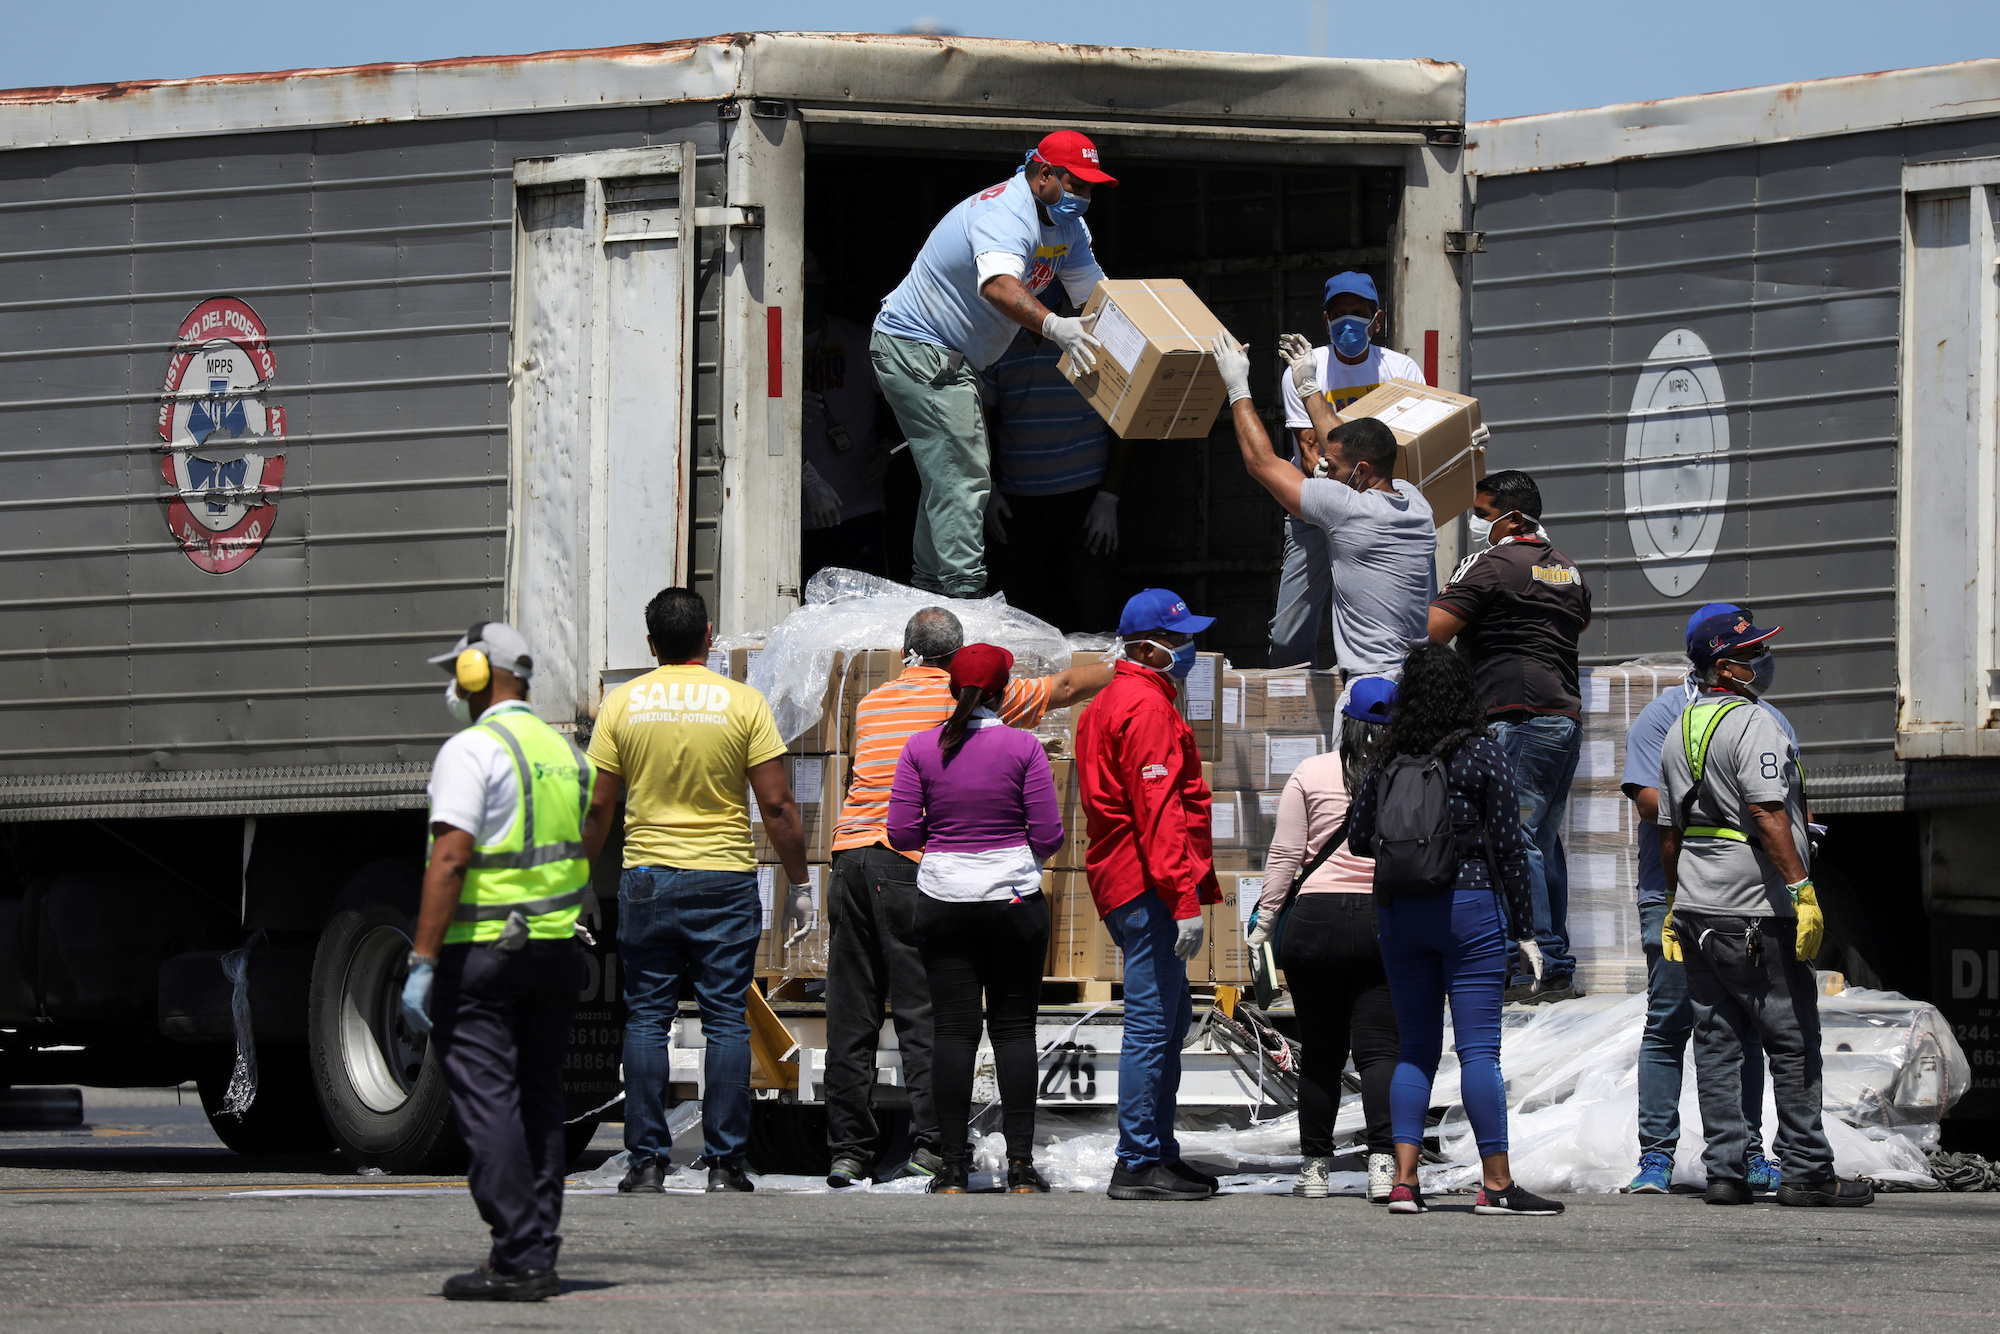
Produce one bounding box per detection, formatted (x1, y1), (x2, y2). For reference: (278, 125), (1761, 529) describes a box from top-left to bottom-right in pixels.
(1256, 750), (1377, 917)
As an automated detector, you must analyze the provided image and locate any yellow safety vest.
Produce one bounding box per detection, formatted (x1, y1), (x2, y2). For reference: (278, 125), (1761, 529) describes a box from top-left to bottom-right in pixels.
(444, 705), (592, 946)
(1678, 696), (1802, 844)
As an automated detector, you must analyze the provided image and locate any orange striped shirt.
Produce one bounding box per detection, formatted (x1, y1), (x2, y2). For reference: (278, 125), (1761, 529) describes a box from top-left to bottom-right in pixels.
(831, 665), (1054, 857)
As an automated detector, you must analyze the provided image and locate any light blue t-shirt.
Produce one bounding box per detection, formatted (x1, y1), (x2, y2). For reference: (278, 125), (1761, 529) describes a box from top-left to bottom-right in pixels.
(874, 170), (1104, 371)
(1624, 679), (1800, 909)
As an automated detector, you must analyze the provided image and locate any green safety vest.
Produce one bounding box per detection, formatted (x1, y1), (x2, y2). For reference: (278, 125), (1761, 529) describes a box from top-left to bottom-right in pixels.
(444, 705), (593, 946)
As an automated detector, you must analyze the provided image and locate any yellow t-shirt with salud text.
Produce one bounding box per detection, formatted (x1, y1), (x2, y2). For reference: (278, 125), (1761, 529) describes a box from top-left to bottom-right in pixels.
(586, 664), (786, 871)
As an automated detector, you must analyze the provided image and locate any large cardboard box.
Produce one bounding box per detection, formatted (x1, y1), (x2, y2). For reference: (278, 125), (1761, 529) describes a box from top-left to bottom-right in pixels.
(1338, 378), (1486, 526)
(1206, 872), (1265, 984)
(1058, 279), (1230, 439)
(756, 863), (831, 977)
(1214, 731), (1328, 791)
(751, 753), (847, 863)
(1046, 870), (1121, 981)
(1226, 667), (1344, 731)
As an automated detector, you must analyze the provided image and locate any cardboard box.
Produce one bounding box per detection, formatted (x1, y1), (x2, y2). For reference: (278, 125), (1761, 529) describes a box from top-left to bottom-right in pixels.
(1053, 760), (1215, 871)
(756, 863), (832, 976)
(1206, 872), (1266, 984)
(1174, 652), (1225, 758)
(1339, 378), (1486, 527)
(1213, 731), (1328, 791)
(787, 648), (904, 754)
(1046, 870), (1121, 981)
(751, 753), (847, 863)
(1058, 279), (1230, 439)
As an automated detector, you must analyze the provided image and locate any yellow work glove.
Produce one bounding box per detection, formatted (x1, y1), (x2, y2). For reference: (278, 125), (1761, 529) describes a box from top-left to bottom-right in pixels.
(1791, 881), (1824, 961)
(1661, 898), (1683, 964)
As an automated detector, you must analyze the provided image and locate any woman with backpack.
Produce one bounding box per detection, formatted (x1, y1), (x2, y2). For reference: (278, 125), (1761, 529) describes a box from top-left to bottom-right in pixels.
(886, 644), (1063, 1195)
(1347, 644), (1564, 1216)
(1247, 678), (1400, 1202)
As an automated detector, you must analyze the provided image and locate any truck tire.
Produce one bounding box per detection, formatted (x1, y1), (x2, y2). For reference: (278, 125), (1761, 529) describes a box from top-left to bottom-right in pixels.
(194, 1044), (337, 1156)
(308, 862), (466, 1174)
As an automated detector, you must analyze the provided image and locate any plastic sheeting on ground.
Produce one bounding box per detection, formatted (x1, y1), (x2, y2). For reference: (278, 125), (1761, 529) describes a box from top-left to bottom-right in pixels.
(744, 568), (1073, 745)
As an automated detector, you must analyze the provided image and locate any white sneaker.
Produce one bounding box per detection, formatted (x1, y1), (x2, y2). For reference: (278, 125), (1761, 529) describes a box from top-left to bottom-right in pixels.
(1367, 1153), (1395, 1204)
(1292, 1156), (1333, 1198)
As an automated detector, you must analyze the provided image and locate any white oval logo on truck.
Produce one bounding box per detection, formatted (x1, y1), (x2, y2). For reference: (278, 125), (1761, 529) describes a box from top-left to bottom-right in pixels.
(1624, 328), (1729, 598)
(156, 297), (288, 575)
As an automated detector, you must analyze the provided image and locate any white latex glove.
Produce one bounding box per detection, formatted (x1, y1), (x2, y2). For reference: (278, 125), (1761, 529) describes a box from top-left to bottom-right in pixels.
(1278, 332), (1319, 399)
(1082, 491), (1119, 554)
(1210, 331), (1252, 404)
(985, 490), (1013, 544)
(1518, 938), (1545, 983)
(784, 885), (816, 947)
(1174, 915), (1206, 962)
(1245, 906), (1278, 949)
(1471, 422), (1491, 448)
(803, 461), (844, 529)
(575, 885), (601, 947)
(1043, 311), (1102, 374)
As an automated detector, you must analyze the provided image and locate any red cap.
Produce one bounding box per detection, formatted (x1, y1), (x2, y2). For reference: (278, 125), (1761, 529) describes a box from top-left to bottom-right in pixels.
(949, 643), (1014, 699)
(1031, 130), (1118, 186)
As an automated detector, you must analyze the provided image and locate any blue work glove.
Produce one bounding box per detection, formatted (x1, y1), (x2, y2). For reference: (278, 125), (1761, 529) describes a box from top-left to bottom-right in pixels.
(401, 959), (435, 1035)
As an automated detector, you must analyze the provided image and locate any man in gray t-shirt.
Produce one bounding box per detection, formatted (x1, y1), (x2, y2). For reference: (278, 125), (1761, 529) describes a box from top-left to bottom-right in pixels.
(1657, 612), (1871, 1209)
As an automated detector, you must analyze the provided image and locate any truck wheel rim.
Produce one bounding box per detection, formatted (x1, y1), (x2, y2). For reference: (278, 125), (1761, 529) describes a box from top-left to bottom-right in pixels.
(339, 925), (427, 1113)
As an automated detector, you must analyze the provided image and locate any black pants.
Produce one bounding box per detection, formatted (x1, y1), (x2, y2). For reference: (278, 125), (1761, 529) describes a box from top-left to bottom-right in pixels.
(1279, 893), (1399, 1158)
(432, 938), (584, 1274)
(984, 488), (1120, 634)
(824, 847), (938, 1161)
(913, 892), (1050, 1167)
(803, 511), (888, 586)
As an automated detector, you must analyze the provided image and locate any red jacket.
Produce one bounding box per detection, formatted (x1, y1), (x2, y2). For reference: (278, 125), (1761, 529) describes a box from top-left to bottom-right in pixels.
(1075, 661), (1220, 920)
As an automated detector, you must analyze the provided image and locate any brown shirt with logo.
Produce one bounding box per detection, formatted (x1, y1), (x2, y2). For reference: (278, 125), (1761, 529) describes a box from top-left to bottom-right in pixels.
(1432, 535), (1592, 717)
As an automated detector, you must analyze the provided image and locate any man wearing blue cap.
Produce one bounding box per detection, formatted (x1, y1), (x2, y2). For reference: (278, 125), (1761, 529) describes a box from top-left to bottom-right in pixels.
(1619, 604), (1788, 1196)
(1267, 272), (1426, 669)
(1658, 611), (1869, 1207)
(1075, 588), (1223, 1200)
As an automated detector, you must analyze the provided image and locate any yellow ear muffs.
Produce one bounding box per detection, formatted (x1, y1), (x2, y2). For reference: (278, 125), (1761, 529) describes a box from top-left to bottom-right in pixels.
(455, 648), (491, 694)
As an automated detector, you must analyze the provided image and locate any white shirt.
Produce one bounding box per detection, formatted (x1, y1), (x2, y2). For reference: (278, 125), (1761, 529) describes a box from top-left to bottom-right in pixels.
(426, 700), (538, 846)
(1279, 343), (1427, 464)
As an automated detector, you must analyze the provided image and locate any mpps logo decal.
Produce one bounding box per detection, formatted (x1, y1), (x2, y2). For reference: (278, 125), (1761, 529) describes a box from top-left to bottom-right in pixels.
(157, 297), (286, 574)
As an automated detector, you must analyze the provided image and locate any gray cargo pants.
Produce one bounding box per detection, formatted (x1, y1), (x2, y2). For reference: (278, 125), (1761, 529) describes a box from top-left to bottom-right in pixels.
(869, 330), (990, 598)
(1678, 909), (1834, 1185)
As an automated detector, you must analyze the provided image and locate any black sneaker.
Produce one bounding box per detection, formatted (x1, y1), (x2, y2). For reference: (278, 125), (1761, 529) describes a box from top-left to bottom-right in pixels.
(826, 1155), (871, 1189)
(616, 1157), (666, 1194)
(1778, 1175), (1875, 1208)
(1503, 980), (1541, 1003)
(706, 1162), (755, 1193)
(1473, 1182), (1564, 1215)
(891, 1145), (946, 1182)
(1006, 1159), (1050, 1193)
(927, 1162), (970, 1194)
(1107, 1161), (1212, 1201)
(442, 1263), (559, 1301)
(1165, 1158), (1221, 1192)
(1704, 1177), (1752, 1206)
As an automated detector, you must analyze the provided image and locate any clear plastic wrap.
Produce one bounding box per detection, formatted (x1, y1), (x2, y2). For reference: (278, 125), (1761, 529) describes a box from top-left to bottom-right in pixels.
(746, 568), (1073, 745)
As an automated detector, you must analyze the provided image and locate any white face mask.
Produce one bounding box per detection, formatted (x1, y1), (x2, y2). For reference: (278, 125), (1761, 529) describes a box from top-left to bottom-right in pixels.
(444, 680), (472, 725)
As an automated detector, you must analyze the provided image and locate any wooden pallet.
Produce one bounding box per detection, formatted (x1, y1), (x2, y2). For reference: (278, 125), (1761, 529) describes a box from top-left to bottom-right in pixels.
(1039, 977), (1118, 1004)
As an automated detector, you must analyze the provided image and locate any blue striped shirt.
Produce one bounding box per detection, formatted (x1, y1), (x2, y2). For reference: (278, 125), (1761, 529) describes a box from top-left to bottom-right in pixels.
(985, 329), (1108, 496)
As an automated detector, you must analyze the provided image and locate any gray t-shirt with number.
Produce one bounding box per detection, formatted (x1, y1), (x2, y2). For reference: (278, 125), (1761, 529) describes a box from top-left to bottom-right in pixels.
(1656, 690), (1808, 918)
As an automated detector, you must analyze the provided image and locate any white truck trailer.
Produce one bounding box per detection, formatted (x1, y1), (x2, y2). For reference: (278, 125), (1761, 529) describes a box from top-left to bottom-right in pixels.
(0, 33), (1472, 1168)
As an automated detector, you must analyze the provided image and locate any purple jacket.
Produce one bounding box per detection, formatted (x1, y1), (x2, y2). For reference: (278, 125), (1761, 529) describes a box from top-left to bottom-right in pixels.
(886, 717), (1064, 859)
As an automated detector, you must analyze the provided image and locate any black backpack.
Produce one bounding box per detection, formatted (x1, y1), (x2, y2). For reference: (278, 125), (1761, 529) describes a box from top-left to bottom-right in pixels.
(1369, 738), (1466, 897)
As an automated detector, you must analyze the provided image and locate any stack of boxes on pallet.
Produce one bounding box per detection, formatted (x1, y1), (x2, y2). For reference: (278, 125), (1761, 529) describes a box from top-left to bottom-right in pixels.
(1563, 664), (1684, 996)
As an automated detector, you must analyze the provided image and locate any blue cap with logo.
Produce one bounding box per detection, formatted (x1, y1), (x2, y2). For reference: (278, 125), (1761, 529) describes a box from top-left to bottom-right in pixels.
(1684, 602), (1747, 656)
(1688, 611), (1782, 670)
(1324, 272), (1379, 307)
(1118, 588), (1215, 638)
(1343, 676), (1398, 723)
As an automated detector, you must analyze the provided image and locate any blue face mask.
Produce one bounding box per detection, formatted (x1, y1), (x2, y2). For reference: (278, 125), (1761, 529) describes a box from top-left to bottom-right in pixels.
(1138, 639), (1199, 680)
(1329, 314), (1373, 360)
(1023, 155), (1089, 220)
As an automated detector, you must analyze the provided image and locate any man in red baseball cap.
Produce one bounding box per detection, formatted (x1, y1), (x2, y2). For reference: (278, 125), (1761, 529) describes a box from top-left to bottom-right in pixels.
(873, 131), (1118, 599)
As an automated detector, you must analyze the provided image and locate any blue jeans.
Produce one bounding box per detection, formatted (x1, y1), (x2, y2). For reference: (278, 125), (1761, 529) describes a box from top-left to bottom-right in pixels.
(1102, 889), (1193, 1170)
(1268, 515), (1331, 668)
(1490, 714), (1581, 984)
(618, 866), (762, 1167)
(1377, 888), (1510, 1156)
(1639, 900), (1766, 1161)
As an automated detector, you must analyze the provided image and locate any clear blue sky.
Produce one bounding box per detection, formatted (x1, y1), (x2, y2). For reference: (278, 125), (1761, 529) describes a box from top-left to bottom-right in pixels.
(10, 2), (1997, 122)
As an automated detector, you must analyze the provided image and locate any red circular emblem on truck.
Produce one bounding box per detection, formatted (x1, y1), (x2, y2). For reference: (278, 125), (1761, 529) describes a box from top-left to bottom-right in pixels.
(156, 297), (287, 574)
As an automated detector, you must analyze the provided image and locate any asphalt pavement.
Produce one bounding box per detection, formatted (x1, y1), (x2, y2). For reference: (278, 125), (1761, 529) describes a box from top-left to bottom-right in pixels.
(4, 1088), (1997, 1333)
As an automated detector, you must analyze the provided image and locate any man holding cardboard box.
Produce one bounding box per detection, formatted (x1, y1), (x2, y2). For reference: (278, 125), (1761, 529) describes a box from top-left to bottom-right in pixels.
(871, 132), (1115, 600)
(1212, 332), (1437, 708)
(822, 607), (1115, 1187)
(1269, 273), (1427, 669)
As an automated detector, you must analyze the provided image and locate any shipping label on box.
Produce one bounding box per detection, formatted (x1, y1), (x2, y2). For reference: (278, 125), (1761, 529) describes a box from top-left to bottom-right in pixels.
(1206, 872), (1265, 983)
(1340, 378), (1485, 527)
(1059, 279), (1230, 439)
(1215, 732), (1328, 790)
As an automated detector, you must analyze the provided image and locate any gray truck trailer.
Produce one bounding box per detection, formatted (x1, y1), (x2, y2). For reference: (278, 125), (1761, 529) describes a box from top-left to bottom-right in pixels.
(1466, 59), (2000, 1138)
(0, 32), (1472, 1167)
